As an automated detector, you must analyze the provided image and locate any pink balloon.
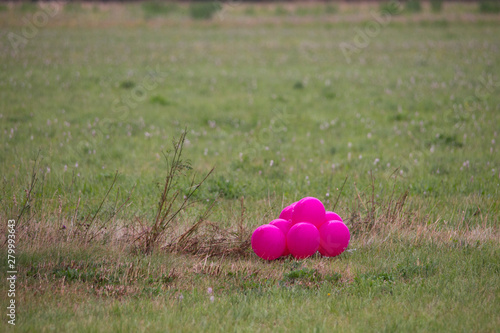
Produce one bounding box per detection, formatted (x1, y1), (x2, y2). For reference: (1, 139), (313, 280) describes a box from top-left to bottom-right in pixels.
(292, 197), (326, 228)
(270, 219), (292, 256)
(278, 205), (294, 222)
(287, 222), (320, 259)
(325, 211), (343, 223)
(251, 224), (286, 261)
(318, 221), (350, 257)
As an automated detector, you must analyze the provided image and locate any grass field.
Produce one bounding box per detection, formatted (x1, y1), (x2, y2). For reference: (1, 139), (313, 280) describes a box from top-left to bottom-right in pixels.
(1, 1), (499, 332)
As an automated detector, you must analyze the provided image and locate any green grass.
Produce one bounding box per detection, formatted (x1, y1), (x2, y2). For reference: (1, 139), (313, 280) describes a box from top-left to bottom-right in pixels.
(2, 238), (499, 331)
(0, 2), (499, 332)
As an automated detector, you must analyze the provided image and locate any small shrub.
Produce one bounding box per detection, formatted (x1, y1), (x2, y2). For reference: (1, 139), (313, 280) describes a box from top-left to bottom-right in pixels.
(150, 95), (169, 106)
(430, 0), (443, 13)
(405, 0), (422, 13)
(479, 1), (500, 14)
(120, 80), (135, 89)
(189, 2), (222, 20)
(142, 1), (178, 18)
(138, 130), (214, 253)
(293, 81), (304, 90)
(0, 4), (8, 12)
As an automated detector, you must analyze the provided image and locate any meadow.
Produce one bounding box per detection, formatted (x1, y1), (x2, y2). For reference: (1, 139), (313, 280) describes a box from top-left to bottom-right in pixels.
(0, 1), (499, 332)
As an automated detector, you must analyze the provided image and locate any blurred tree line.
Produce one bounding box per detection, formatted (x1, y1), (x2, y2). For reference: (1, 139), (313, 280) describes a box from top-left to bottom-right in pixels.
(0, 0), (485, 3)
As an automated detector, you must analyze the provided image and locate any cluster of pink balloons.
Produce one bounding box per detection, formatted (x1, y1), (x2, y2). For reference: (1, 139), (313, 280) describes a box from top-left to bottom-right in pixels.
(251, 197), (350, 260)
